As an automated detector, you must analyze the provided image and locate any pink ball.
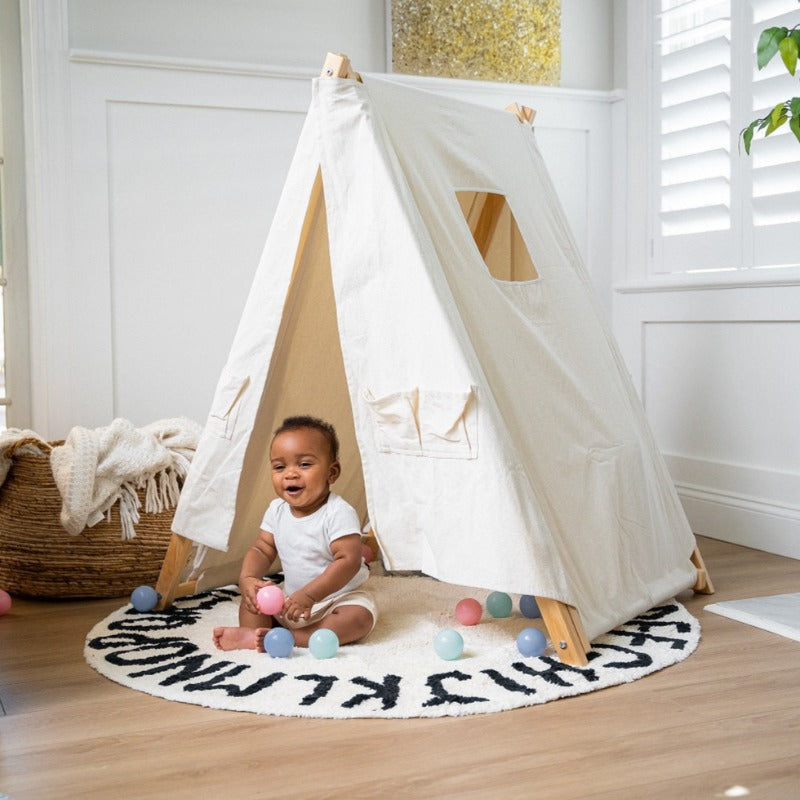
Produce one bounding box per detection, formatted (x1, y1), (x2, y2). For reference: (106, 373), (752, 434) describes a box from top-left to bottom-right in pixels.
(455, 597), (482, 626)
(0, 589), (11, 617)
(256, 584), (285, 615)
(361, 543), (374, 564)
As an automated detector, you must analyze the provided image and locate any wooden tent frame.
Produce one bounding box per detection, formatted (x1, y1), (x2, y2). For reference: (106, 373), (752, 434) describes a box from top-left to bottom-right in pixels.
(155, 53), (714, 666)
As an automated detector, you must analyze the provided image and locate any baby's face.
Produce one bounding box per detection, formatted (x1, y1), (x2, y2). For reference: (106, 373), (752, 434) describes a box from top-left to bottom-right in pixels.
(269, 427), (339, 517)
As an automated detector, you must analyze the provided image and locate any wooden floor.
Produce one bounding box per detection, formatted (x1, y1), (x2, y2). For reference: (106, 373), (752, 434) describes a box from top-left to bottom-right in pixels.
(1, 535), (799, 800)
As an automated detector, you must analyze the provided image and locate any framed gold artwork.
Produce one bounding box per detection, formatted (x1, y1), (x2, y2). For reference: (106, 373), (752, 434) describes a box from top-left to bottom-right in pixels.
(389, 0), (561, 85)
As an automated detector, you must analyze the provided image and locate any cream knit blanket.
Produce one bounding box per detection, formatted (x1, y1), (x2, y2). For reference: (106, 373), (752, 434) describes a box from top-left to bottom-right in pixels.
(49, 417), (202, 539)
(0, 428), (50, 485)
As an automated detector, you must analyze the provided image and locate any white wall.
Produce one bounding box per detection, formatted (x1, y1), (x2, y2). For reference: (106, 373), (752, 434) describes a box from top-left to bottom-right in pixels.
(12, 0), (619, 440)
(560, 0), (614, 89)
(0, 0), (31, 430)
(66, 0), (616, 90)
(67, 0), (388, 73)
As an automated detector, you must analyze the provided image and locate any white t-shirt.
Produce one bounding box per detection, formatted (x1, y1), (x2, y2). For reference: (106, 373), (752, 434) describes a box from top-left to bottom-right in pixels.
(260, 492), (368, 599)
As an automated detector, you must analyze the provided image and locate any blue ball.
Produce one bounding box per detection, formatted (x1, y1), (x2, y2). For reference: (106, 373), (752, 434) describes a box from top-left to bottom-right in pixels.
(486, 591), (513, 618)
(519, 594), (541, 619)
(516, 627), (547, 658)
(130, 585), (159, 612)
(264, 627), (294, 658)
(309, 628), (339, 659)
(434, 628), (464, 660)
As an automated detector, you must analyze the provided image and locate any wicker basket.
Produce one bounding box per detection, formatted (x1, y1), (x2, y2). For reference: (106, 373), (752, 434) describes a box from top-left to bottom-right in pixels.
(0, 438), (174, 598)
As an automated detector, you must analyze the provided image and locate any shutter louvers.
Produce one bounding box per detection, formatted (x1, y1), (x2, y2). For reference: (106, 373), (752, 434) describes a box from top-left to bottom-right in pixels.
(656, 0), (734, 272)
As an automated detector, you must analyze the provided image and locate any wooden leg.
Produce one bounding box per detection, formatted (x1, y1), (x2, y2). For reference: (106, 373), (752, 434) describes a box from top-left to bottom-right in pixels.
(535, 596), (591, 666)
(155, 533), (196, 610)
(691, 544), (715, 595)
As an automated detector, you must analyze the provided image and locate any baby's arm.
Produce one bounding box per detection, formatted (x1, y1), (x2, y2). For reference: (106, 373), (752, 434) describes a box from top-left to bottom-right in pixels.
(282, 533), (362, 622)
(239, 529), (278, 615)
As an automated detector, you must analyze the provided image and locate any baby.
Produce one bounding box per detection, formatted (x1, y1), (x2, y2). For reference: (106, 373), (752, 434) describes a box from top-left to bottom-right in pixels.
(213, 415), (376, 651)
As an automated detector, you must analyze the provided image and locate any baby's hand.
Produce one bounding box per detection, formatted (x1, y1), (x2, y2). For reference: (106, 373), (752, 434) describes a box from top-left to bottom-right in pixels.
(240, 576), (270, 615)
(283, 590), (315, 623)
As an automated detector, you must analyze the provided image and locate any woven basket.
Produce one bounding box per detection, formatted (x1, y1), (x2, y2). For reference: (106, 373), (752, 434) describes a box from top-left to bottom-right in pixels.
(0, 438), (174, 598)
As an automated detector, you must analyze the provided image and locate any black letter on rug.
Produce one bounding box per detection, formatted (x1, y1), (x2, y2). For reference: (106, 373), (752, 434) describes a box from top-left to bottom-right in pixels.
(129, 653), (249, 686)
(590, 642), (652, 669)
(88, 632), (199, 667)
(341, 674), (401, 711)
(481, 668), (538, 696)
(184, 670), (287, 697)
(296, 674), (338, 706)
(509, 657), (599, 687)
(422, 671), (488, 708)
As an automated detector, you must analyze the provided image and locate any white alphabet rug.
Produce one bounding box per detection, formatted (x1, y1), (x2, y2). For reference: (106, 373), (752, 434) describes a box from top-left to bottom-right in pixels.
(84, 575), (700, 719)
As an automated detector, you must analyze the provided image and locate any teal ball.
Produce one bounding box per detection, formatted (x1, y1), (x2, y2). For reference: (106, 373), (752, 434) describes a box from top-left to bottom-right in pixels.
(434, 629), (464, 660)
(309, 628), (339, 659)
(486, 591), (513, 618)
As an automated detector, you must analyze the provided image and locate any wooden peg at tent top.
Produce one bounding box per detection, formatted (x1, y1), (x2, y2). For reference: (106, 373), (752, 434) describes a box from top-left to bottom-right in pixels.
(505, 103), (536, 126)
(321, 52), (363, 82)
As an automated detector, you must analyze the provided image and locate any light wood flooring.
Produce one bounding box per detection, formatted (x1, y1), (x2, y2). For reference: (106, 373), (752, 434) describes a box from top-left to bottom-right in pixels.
(1, 536), (799, 800)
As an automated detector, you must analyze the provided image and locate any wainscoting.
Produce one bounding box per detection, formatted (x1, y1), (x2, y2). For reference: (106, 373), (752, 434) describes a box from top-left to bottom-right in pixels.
(614, 278), (800, 559)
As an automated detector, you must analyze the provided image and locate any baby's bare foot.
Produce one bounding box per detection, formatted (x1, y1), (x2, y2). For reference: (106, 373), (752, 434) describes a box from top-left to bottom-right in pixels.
(212, 626), (267, 651)
(254, 628), (269, 653)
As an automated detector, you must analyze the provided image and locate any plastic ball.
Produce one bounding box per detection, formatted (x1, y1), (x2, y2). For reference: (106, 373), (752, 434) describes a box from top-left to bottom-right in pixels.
(0, 589), (11, 616)
(519, 594), (541, 619)
(361, 543), (374, 564)
(516, 627), (547, 658)
(486, 590), (513, 618)
(455, 598), (482, 626)
(309, 628), (339, 659)
(263, 627), (294, 658)
(130, 585), (160, 612)
(256, 584), (285, 615)
(434, 628), (464, 660)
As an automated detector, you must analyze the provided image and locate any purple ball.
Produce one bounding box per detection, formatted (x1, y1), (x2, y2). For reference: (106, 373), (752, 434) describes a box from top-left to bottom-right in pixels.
(516, 627), (547, 658)
(264, 627), (294, 658)
(519, 595), (541, 619)
(130, 585), (159, 612)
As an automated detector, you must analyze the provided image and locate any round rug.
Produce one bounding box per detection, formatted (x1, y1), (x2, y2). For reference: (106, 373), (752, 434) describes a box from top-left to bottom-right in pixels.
(84, 575), (700, 719)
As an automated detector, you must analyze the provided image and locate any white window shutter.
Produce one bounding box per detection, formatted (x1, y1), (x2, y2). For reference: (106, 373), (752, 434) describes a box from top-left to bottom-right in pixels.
(655, 0), (735, 273)
(650, 0), (800, 275)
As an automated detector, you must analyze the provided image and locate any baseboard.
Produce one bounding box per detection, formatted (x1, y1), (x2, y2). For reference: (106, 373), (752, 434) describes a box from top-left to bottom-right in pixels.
(675, 482), (800, 560)
(662, 454), (800, 560)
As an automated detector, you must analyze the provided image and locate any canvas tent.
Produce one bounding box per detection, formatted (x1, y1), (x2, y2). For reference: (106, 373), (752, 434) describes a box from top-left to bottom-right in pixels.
(161, 55), (711, 665)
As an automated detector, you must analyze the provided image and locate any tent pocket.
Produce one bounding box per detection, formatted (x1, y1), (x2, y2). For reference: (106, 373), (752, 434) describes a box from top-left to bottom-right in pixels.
(364, 387), (478, 459)
(208, 372), (250, 440)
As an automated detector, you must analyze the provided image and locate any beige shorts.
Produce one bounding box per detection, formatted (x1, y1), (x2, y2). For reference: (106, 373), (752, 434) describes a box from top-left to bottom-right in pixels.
(274, 589), (378, 637)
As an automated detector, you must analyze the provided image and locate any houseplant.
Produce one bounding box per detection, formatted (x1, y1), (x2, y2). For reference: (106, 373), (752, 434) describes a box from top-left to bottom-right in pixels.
(741, 20), (800, 153)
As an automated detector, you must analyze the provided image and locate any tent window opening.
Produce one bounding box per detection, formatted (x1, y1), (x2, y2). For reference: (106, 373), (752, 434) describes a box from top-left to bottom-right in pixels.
(455, 190), (539, 283)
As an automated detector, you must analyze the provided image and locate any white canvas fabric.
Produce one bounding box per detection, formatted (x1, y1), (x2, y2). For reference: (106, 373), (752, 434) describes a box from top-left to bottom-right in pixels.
(173, 75), (697, 642)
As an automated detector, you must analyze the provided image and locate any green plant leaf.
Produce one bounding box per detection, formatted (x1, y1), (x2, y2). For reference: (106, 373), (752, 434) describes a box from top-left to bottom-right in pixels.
(791, 97), (800, 117)
(779, 35), (798, 75)
(765, 113), (788, 135)
(742, 124), (755, 154)
(757, 27), (788, 68)
(790, 114), (800, 145)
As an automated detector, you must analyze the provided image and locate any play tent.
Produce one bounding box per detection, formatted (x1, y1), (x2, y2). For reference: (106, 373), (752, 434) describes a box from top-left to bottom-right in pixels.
(161, 55), (710, 664)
